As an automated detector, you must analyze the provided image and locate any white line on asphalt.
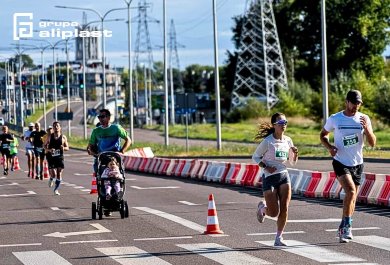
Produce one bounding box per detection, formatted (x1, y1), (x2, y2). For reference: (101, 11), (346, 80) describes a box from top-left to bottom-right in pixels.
(13, 250), (72, 265)
(73, 186), (85, 189)
(96, 246), (172, 265)
(354, 235), (390, 251)
(0, 176), (7, 179)
(0, 243), (41, 248)
(325, 227), (381, 232)
(51, 207), (60, 211)
(59, 239), (118, 245)
(248, 231), (306, 236)
(64, 183), (76, 187)
(177, 243), (271, 264)
(131, 186), (179, 190)
(288, 218), (340, 223)
(81, 189), (91, 192)
(0, 191), (36, 197)
(0, 182), (18, 187)
(126, 178), (136, 180)
(332, 263), (379, 265)
(133, 207), (205, 233)
(256, 240), (365, 263)
(178, 201), (201, 206)
(74, 173), (93, 176)
(134, 236), (193, 241)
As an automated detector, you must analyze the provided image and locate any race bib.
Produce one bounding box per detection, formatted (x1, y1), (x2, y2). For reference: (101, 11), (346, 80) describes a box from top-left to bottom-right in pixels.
(275, 149), (288, 161)
(343, 134), (359, 148)
(52, 149), (61, 157)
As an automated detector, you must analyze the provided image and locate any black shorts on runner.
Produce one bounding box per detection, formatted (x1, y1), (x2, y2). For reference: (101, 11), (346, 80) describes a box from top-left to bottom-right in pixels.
(1, 150), (11, 158)
(262, 171), (290, 192)
(47, 156), (64, 169)
(34, 147), (45, 160)
(332, 159), (363, 186)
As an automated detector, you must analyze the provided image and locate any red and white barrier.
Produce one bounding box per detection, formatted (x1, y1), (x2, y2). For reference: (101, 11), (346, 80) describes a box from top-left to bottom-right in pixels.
(322, 172), (337, 198)
(357, 173), (376, 204)
(289, 169), (303, 194)
(367, 174), (387, 205)
(180, 160), (195, 178)
(241, 164), (260, 186)
(377, 175), (390, 206)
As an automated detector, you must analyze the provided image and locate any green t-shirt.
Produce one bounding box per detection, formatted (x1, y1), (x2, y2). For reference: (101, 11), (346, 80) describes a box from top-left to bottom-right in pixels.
(10, 137), (19, 155)
(89, 124), (128, 153)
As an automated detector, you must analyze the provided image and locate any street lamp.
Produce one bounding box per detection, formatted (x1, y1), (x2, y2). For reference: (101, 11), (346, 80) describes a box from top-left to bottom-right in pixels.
(122, 0), (134, 143)
(163, 0), (169, 146)
(321, 0), (329, 124)
(212, 0), (222, 150)
(56, 5), (127, 109)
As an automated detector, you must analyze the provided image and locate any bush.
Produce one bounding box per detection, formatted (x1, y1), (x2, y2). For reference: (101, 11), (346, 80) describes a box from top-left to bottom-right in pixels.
(225, 98), (269, 122)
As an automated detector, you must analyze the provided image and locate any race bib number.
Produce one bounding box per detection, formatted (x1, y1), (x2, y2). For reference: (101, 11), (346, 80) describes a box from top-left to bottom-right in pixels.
(51, 149), (61, 157)
(275, 149), (288, 161)
(343, 134), (359, 148)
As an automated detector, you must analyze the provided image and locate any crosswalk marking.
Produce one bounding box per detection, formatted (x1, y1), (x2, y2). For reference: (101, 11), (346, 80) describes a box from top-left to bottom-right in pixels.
(354, 235), (390, 252)
(96, 246), (171, 265)
(325, 227), (381, 232)
(256, 240), (365, 263)
(177, 243), (271, 264)
(248, 231), (305, 236)
(13, 250), (72, 265)
(133, 207), (205, 233)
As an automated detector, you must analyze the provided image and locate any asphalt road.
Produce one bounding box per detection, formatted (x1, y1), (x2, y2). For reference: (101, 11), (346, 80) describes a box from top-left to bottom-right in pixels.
(0, 142), (389, 264)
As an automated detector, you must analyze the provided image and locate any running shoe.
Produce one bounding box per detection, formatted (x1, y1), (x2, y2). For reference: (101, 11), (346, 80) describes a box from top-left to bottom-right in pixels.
(48, 178), (54, 187)
(274, 236), (287, 247)
(338, 227), (350, 243)
(54, 190), (60, 195)
(257, 201), (266, 223)
(10, 167), (14, 171)
(343, 225), (353, 240)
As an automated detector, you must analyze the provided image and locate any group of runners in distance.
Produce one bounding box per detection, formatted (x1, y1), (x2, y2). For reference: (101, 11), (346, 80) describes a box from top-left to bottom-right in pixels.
(0, 90), (375, 245)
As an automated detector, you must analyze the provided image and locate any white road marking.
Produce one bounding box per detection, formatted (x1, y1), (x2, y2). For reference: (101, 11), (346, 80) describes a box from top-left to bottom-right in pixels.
(81, 189), (91, 192)
(74, 173), (93, 176)
(44, 223), (111, 238)
(126, 178), (136, 180)
(325, 227), (381, 232)
(73, 186), (85, 189)
(256, 240), (365, 263)
(332, 263), (379, 265)
(59, 239), (118, 245)
(0, 191), (36, 197)
(248, 231), (305, 236)
(134, 236), (193, 241)
(13, 250), (72, 265)
(288, 218), (340, 223)
(177, 243), (271, 264)
(0, 182), (18, 187)
(354, 235), (390, 252)
(50, 207), (60, 211)
(178, 201), (201, 206)
(131, 186), (179, 190)
(64, 183), (76, 187)
(0, 243), (41, 248)
(133, 207), (205, 233)
(96, 246), (172, 265)
(0, 176), (7, 179)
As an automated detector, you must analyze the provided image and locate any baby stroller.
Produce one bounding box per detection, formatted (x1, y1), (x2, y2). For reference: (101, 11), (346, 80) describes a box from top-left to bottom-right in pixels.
(92, 151), (129, 219)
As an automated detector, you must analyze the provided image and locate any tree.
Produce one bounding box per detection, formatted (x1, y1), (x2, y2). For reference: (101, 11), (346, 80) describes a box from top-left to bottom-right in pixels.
(274, 0), (390, 88)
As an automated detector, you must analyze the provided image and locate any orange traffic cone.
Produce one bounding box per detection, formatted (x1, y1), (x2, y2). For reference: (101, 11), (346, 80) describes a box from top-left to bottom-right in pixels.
(90, 173), (98, 194)
(43, 160), (50, 179)
(13, 157), (20, 170)
(204, 194), (223, 234)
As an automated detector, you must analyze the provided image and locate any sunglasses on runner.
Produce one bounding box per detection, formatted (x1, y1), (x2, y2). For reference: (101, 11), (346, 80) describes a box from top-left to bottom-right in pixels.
(97, 115), (108, 119)
(273, 119), (288, 125)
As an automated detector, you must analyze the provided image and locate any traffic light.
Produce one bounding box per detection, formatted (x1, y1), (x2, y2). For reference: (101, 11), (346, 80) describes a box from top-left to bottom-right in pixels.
(21, 76), (27, 90)
(39, 75), (44, 89)
(59, 74), (65, 89)
(79, 75), (84, 89)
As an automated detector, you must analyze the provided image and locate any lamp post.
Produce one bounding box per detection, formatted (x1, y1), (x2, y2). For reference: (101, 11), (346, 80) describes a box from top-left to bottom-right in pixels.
(123, 0), (134, 142)
(321, 0), (329, 124)
(56, 5), (127, 109)
(212, 0), (222, 150)
(163, 0), (169, 146)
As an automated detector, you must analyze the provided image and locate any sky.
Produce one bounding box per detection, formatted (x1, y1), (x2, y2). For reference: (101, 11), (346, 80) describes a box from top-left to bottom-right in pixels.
(1, 0), (389, 69)
(0, 0), (247, 69)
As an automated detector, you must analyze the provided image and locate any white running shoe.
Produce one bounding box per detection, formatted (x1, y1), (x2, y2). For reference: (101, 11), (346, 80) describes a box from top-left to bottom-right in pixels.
(338, 227), (351, 243)
(274, 236), (287, 247)
(256, 201), (266, 223)
(48, 178), (54, 187)
(54, 190), (60, 196)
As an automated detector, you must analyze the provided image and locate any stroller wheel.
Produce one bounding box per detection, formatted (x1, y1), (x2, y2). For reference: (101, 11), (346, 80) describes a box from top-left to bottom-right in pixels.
(92, 202), (97, 220)
(120, 201), (125, 219)
(124, 201), (129, 218)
